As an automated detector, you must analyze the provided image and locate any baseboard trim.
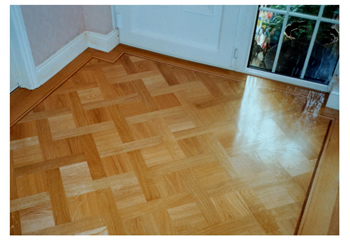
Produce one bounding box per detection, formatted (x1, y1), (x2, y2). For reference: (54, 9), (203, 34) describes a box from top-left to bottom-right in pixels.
(36, 32), (87, 86)
(36, 29), (120, 87)
(10, 6), (39, 90)
(326, 77), (339, 110)
(86, 29), (120, 53)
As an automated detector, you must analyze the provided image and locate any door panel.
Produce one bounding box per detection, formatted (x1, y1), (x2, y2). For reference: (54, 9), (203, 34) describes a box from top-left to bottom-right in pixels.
(115, 5), (240, 70)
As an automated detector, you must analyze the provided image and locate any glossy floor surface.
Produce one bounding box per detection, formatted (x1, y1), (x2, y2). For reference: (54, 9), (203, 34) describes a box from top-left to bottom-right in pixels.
(10, 53), (331, 235)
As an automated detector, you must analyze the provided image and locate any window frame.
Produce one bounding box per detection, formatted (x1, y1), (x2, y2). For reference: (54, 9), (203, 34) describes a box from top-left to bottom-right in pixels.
(251, 5), (339, 81)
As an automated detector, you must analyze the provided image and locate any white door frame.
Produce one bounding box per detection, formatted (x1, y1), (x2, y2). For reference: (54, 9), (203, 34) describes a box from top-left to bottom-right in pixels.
(232, 5), (333, 92)
(10, 5), (39, 91)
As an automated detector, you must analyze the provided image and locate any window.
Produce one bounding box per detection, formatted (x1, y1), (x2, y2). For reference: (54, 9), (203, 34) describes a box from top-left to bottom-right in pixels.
(248, 5), (339, 85)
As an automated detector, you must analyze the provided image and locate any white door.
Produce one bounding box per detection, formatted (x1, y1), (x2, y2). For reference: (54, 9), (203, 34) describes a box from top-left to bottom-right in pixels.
(114, 5), (241, 70)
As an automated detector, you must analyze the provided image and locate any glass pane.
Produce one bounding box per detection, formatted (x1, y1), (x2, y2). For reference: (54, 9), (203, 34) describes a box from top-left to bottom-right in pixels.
(275, 17), (316, 78)
(304, 22), (339, 84)
(290, 5), (320, 15)
(248, 10), (284, 71)
(261, 5), (287, 10)
(323, 5), (339, 19)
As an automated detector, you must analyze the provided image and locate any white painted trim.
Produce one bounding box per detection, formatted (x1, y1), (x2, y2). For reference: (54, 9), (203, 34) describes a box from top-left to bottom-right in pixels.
(10, 6), (39, 90)
(36, 29), (120, 87)
(300, 5), (325, 79)
(86, 29), (120, 53)
(271, 5), (290, 73)
(36, 32), (87, 86)
(233, 5), (331, 93)
(326, 76), (339, 110)
(111, 5), (118, 29)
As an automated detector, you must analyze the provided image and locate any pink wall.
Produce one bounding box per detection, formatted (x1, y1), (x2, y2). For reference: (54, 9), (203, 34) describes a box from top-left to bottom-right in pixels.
(21, 5), (85, 66)
(83, 6), (113, 35)
(21, 5), (114, 67)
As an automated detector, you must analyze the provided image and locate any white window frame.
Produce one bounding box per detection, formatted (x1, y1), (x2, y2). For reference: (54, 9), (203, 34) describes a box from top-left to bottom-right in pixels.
(233, 5), (339, 92)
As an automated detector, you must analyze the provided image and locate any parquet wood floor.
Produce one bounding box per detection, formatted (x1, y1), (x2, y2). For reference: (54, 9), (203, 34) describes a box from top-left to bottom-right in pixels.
(10, 52), (333, 235)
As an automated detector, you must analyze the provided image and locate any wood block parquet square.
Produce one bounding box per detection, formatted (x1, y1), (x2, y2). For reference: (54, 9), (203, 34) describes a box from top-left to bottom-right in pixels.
(10, 52), (331, 235)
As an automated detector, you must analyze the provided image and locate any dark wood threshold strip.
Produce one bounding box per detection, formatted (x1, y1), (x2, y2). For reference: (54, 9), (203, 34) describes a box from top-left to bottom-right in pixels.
(10, 43), (339, 235)
(11, 49), (92, 127)
(10, 46), (125, 128)
(294, 119), (334, 234)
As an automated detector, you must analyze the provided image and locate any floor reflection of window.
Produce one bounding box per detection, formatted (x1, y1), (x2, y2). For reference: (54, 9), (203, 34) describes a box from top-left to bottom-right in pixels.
(248, 5), (339, 85)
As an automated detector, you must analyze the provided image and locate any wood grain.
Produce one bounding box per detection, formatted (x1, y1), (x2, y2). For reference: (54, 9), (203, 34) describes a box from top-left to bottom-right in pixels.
(10, 44), (338, 235)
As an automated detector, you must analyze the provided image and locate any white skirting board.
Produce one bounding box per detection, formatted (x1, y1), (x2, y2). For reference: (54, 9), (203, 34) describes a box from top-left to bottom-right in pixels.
(36, 29), (120, 87)
(326, 77), (339, 110)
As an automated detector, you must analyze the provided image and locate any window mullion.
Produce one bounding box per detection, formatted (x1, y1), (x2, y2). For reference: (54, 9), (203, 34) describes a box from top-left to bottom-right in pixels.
(271, 5), (290, 73)
(300, 5), (325, 79)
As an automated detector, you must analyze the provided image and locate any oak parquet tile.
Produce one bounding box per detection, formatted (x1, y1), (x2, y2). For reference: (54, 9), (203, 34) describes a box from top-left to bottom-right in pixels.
(153, 117), (186, 160)
(140, 142), (174, 168)
(118, 192), (195, 222)
(10, 211), (22, 235)
(167, 201), (209, 234)
(47, 169), (71, 225)
(82, 93), (140, 111)
(123, 213), (161, 235)
(127, 150), (161, 201)
(132, 79), (159, 112)
(180, 168), (222, 225)
(120, 54), (139, 74)
(153, 93), (181, 110)
(44, 92), (70, 111)
(85, 107), (112, 125)
(76, 226), (109, 235)
(77, 87), (104, 104)
(110, 176), (147, 209)
(30, 215), (105, 235)
(210, 191), (252, 221)
(108, 104), (135, 143)
(100, 154), (133, 176)
(12, 144), (43, 168)
(67, 91), (90, 127)
(153, 171), (188, 198)
(10, 151), (18, 201)
(129, 119), (159, 140)
(152, 208), (175, 234)
(10, 51), (332, 235)
(155, 62), (180, 86)
(15, 154), (86, 177)
(239, 188), (282, 234)
(10, 121), (38, 141)
(79, 134), (107, 180)
(19, 202), (56, 234)
(10, 192), (51, 213)
(32, 100), (46, 113)
(16, 171), (48, 198)
(19, 107), (72, 123)
(95, 188), (126, 234)
(125, 106), (184, 125)
(193, 215), (265, 235)
(67, 191), (100, 222)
